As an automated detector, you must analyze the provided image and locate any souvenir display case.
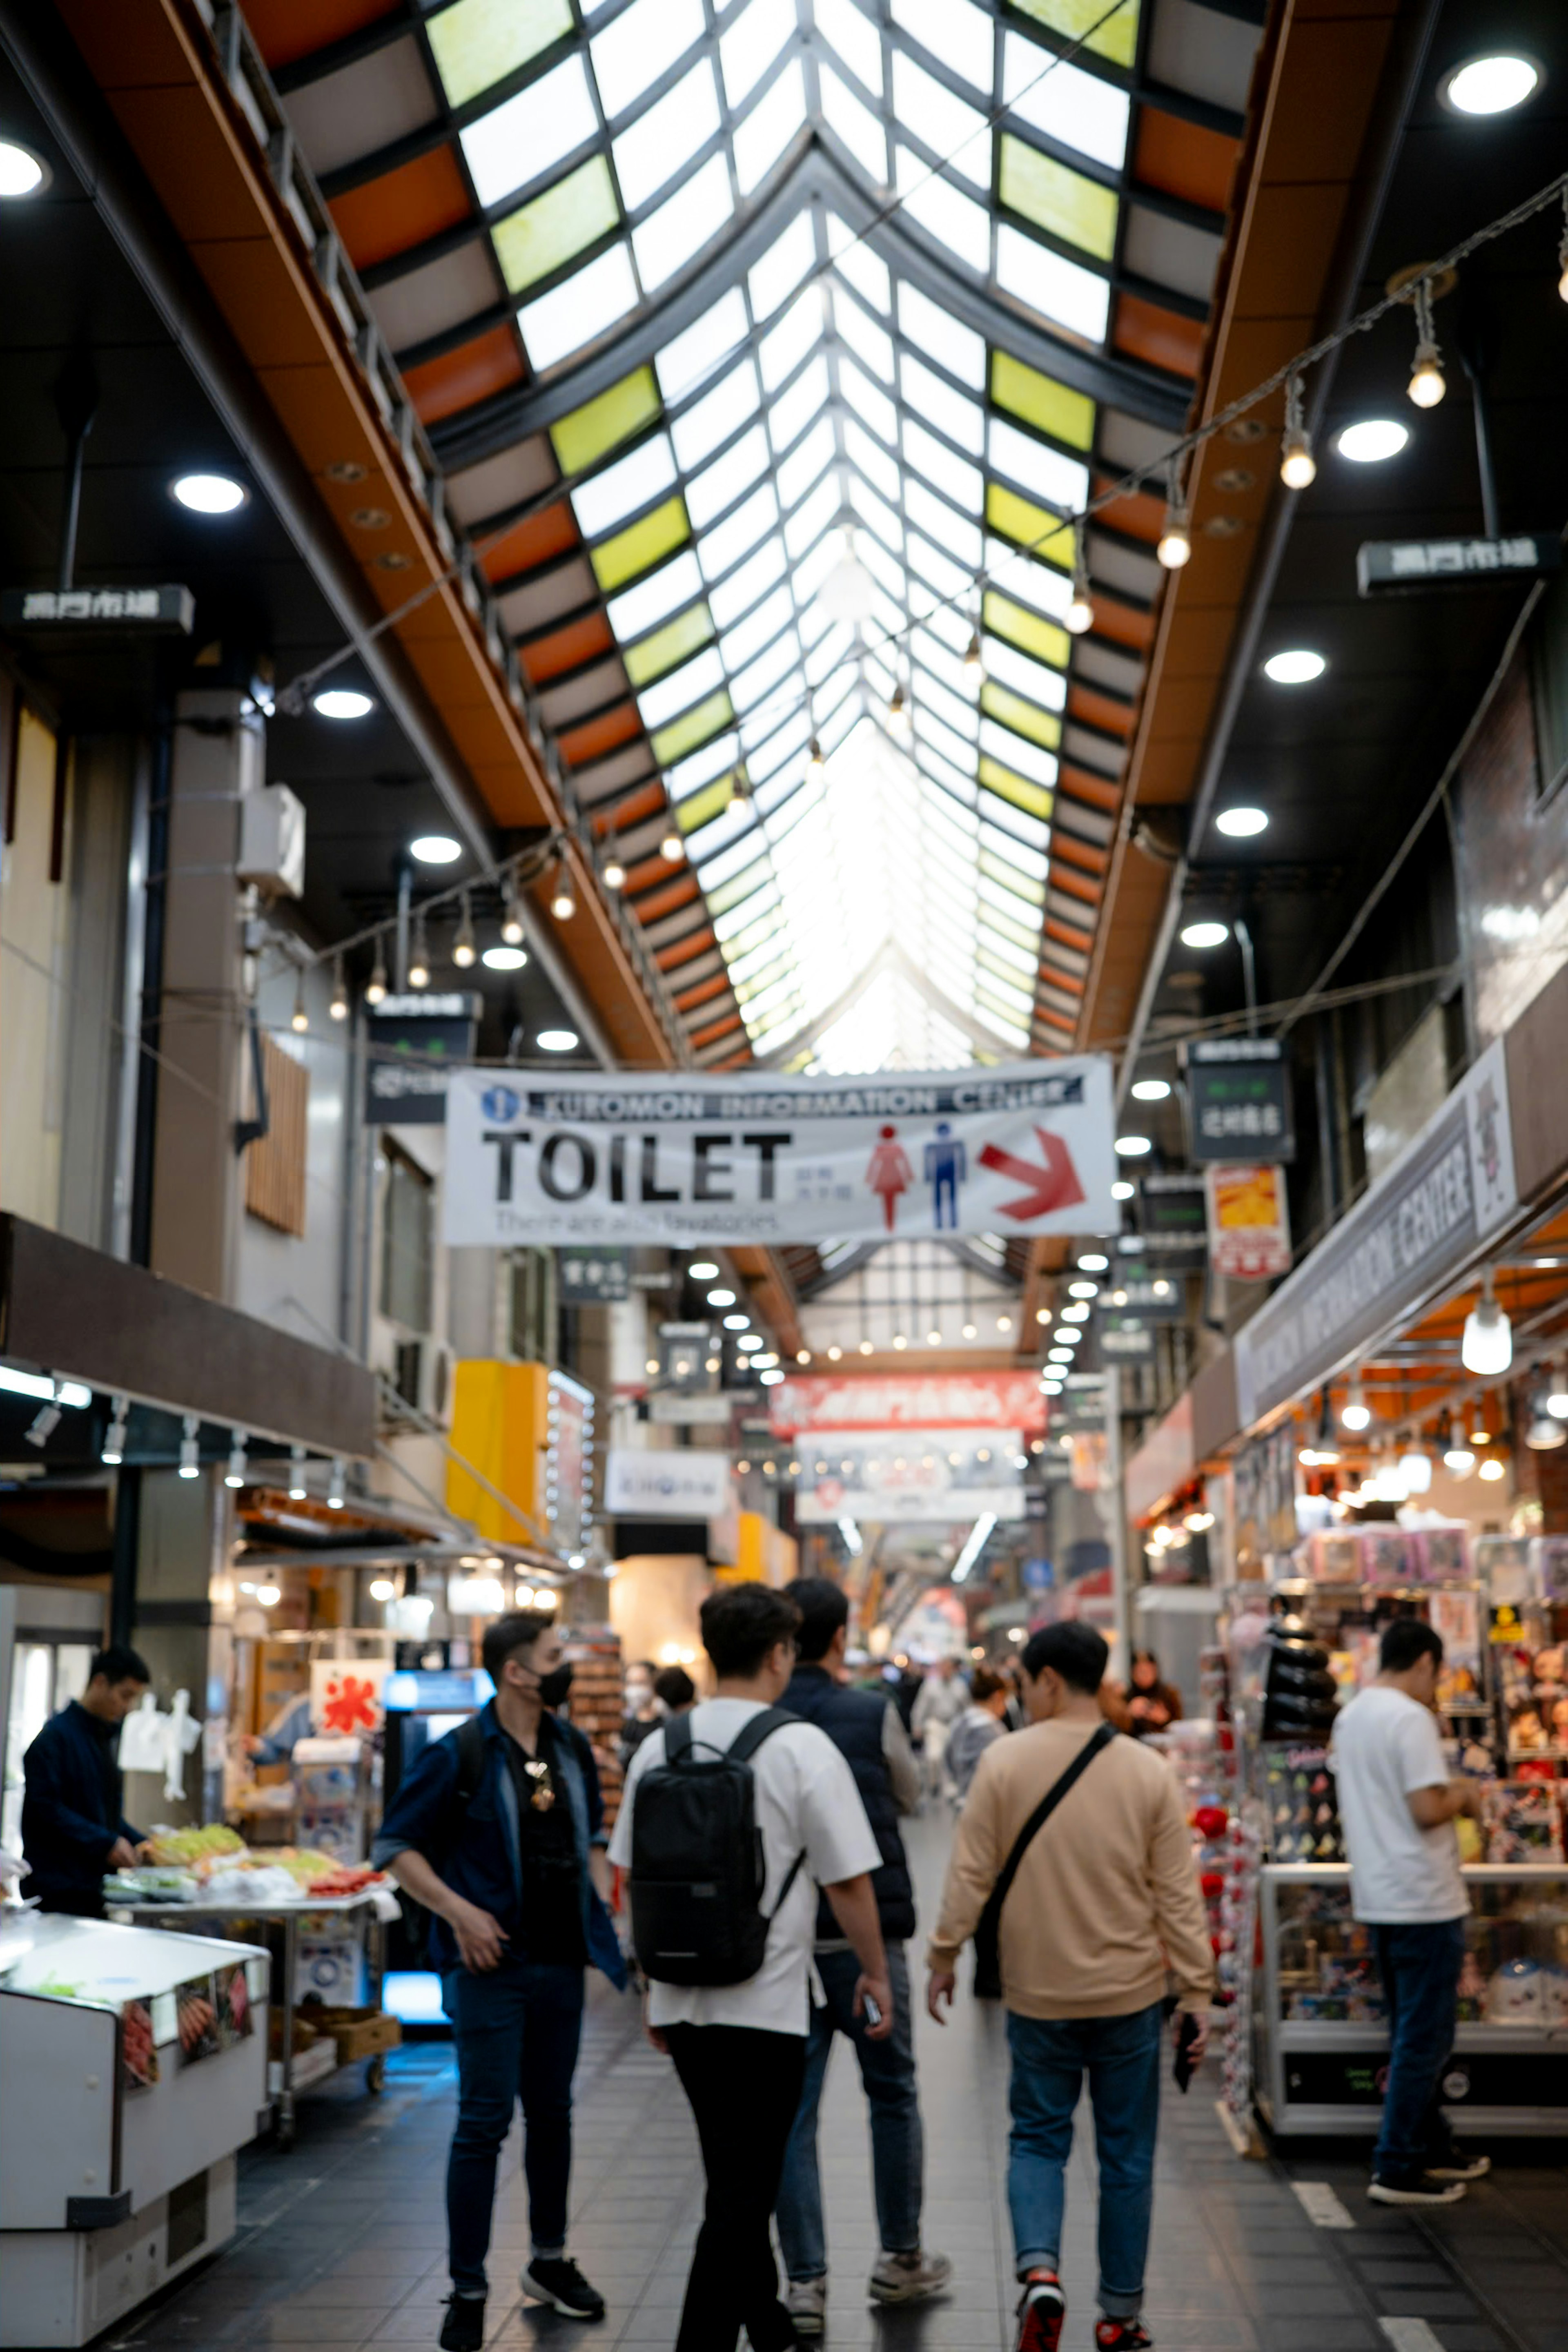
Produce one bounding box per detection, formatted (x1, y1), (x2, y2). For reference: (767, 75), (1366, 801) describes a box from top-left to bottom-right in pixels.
(0, 1912), (268, 2347)
(1253, 1864), (1568, 2135)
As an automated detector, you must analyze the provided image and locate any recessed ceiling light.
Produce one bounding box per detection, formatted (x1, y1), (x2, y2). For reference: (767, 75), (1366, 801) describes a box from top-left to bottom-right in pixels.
(1263, 648), (1326, 685)
(723, 1313), (749, 1331)
(690, 1262), (719, 1279)
(1114, 1135), (1153, 1157)
(1111, 1179), (1135, 1200)
(1439, 54), (1540, 114)
(171, 472), (247, 515)
(410, 834), (461, 864)
(314, 688), (374, 720)
(0, 140), (47, 198)
(537, 1029), (578, 1052)
(1336, 419), (1409, 464)
(482, 945), (528, 971)
(1180, 921), (1229, 949)
(707, 1288), (736, 1307)
(1216, 806), (1268, 838)
(1130, 1078), (1171, 1101)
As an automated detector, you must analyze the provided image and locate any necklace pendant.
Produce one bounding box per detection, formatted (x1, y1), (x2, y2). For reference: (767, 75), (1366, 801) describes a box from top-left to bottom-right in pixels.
(531, 1784), (555, 1812)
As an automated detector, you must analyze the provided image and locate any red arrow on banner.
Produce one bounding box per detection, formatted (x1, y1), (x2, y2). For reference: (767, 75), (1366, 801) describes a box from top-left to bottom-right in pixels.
(977, 1127), (1087, 1220)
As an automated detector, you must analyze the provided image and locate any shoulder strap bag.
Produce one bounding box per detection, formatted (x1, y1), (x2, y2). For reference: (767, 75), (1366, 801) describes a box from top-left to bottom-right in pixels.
(972, 1721), (1116, 2000)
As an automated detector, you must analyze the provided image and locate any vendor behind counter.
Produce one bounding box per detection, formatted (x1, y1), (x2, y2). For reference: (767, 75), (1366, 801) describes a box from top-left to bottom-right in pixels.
(21, 1645), (152, 1915)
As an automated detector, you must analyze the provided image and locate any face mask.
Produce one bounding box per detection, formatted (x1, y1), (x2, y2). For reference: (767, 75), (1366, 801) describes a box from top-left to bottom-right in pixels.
(535, 1662), (572, 1708)
(625, 1683), (650, 1709)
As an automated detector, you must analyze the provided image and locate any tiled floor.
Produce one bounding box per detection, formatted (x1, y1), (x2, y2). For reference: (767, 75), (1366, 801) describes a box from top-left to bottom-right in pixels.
(105, 1816), (1568, 2352)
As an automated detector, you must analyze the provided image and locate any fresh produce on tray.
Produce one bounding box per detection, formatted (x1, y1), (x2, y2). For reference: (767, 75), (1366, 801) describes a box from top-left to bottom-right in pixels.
(145, 1824), (245, 1867)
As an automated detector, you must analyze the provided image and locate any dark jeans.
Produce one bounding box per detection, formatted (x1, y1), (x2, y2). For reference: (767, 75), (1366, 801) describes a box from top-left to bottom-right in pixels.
(776, 1945), (922, 2278)
(1006, 2004), (1163, 2321)
(666, 2022), (807, 2352)
(443, 1959), (584, 2292)
(1372, 1919), (1466, 2177)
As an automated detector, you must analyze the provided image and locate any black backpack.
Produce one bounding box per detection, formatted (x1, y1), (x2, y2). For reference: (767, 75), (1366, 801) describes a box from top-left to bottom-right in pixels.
(628, 1708), (804, 1986)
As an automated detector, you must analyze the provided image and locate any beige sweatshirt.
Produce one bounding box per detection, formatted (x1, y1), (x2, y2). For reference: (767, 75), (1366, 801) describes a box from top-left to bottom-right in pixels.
(927, 1717), (1216, 2018)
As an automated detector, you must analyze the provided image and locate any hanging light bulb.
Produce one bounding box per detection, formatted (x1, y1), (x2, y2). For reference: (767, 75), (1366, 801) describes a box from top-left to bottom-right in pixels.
(601, 844), (626, 890)
(407, 910), (430, 989)
(806, 735), (824, 777)
(1407, 276), (1446, 408)
(178, 1413), (200, 1480)
(1526, 1405), (1566, 1451)
(962, 625), (982, 674)
(1398, 1444), (1432, 1494)
(1279, 372), (1316, 489)
(225, 1431), (248, 1489)
(1547, 1357), (1568, 1418)
(328, 956), (349, 1021)
(290, 970), (309, 1033)
(1442, 1414), (1476, 1476)
(452, 892), (477, 969)
(1340, 1376), (1372, 1432)
(288, 1443), (308, 1501)
(365, 938), (388, 1006)
(1156, 461), (1192, 568)
(501, 873), (526, 945)
(1461, 1269), (1511, 1374)
(550, 862), (577, 921)
(726, 769), (749, 813)
(659, 825), (684, 863)
(1065, 528), (1094, 635)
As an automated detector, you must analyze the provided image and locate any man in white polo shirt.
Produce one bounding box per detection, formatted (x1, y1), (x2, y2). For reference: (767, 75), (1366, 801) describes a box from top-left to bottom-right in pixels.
(610, 1585), (890, 2352)
(1330, 1617), (1486, 2206)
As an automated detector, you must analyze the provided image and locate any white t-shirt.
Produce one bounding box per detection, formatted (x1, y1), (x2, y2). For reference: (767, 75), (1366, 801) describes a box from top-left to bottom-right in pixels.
(607, 1697), (880, 2034)
(1328, 1685), (1468, 1923)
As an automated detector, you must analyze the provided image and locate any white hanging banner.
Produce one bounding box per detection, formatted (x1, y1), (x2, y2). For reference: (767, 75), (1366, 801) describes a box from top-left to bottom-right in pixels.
(442, 1059), (1117, 1246)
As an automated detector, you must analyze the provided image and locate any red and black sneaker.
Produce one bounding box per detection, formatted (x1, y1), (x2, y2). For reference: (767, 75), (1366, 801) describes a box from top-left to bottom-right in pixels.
(1015, 2270), (1066, 2352)
(1095, 2322), (1154, 2352)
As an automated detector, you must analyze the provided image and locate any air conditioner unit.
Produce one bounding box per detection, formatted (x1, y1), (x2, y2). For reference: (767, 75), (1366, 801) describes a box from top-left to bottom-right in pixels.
(420, 1339), (458, 1431)
(238, 781), (306, 898)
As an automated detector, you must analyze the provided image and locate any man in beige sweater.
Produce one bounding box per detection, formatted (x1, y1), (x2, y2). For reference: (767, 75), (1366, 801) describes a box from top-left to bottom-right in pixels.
(927, 1622), (1214, 2352)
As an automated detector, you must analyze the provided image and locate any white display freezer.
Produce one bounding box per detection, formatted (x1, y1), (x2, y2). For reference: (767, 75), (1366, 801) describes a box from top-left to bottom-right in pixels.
(0, 1911), (269, 2348)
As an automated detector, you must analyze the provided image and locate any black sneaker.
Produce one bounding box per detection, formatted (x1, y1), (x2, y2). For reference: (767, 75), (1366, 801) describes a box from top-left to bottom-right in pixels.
(439, 2295), (486, 2352)
(1426, 2143), (1491, 2182)
(1015, 2271), (1066, 2352)
(1369, 2171), (1467, 2206)
(1096, 2324), (1154, 2352)
(522, 2257), (606, 2319)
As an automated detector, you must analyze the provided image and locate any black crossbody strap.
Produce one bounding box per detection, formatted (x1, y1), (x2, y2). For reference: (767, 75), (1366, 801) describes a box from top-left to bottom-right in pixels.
(977, 1721), (1115, 1946)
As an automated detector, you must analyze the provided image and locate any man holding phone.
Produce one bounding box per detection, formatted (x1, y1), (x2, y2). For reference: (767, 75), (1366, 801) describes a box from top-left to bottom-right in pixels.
(927, 1623), (1214, 2352)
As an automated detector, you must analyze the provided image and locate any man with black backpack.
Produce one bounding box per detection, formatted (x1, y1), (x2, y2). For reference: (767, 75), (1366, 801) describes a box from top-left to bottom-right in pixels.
(926, 1623), (1213, 2352)
(608, 1585), (892, 2352)
(374, 1614), (626, 2349)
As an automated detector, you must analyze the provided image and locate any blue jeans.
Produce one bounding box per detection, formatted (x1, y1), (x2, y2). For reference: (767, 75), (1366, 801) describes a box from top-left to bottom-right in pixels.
(1006, 2004), (1163, 2321)
(776, 1946), (922, 2278)
(443, 1958), (584, 2292)
(1372, 1919), (1466, 2177)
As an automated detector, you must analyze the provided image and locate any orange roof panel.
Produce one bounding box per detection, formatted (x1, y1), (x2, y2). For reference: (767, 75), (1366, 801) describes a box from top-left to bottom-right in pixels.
(1114, 294), (1206, 380)
(328, 149), (473, 272)
(404, 325), (526, 427)
(1134, 110), (1241, 216)
(522, 611), (614, 685)
(243, 0), (400, 71)
(481, 500), (579, 582)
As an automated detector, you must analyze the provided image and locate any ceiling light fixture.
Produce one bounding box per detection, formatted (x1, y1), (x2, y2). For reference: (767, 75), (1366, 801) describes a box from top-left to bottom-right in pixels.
(482, 944), (528, 970)
(1559, 189), (1568, 303)
(1114, 1134), (1152, 1157)
(172, 472), (247, 515)
(407, 910), (430, 990)
(365, 942), (388, 1006)
(1341, 1378), (1372, 1432)
(537, 1029), (578, 1052)
(659, 827), (684, 863)
(1078, 1253), (1109, 1272)
(225, 1432), (248, 1489)
(550, 863), (577, 922)
(888, 679), (907, 723)
(1068, 1281), (1099, 1299)
(962, 627), (982, 674)
(1065, 526), (1094, 634)
(1548, 1360), (1568, 1418)
(500, 875), (526, 945)
(314, 688), (374, 720)
(409, 834), (461, 865)
(1111, 1179), (1135, 1200)
(102, 1396), (129, 1466)
(1526, 1409), (1566, 1452)
(1264, 648), (1327, 684)
(329, 956), (349, 1021)
(1278, 373), (1316, 489)
(1477, 1455), (1506, 1483)
(288, 1444), (307, 1501)
(290, 971), (309, 1034)
(451, 894), (477, 968)
(806, 736), (824, 778)
(1130, 1077), (1171, 1101)
(178, 1413), (200, 1480)
(1336, 418), (1409, 464)
(1180, 920), (1229, 949)
(327, 1457), (346, 1508)
(1406, 276), (1446, 408)
(1443, 1416), (1475, 1475)
(1156, 462), (1192, 569)
(601, 846), (626, 889)
(1461, 1270), (1512, 1374)
(1216, 806), (1268, 838)
(1439, 54), (1541, 115)
(707, 1288), (736, 1307)
(0, 140), (48, 198)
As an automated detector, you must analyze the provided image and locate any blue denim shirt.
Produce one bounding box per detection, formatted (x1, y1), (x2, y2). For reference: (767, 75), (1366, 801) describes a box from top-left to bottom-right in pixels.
(373, 1701), (626, 1986)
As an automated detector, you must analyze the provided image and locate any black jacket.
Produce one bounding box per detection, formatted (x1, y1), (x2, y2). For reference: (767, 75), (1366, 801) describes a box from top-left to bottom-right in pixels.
(782, 1665), (916, 1943)
(22, 1701), (143, 1915)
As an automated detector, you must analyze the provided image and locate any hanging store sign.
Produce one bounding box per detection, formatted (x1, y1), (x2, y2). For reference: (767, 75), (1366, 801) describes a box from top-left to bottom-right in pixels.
(1206, 1163), (1292, 1282)
(1233, 1038), (1516, 1427)
(558, 1245), (630, 1302)
(442, 1059), (1116, 1246)
(649, 1392), (732, 1426)
(604, 1446), (731, 1519)
(795, 1429), (1027, 1525)
(366, 994), (479, 1125)
(1, 583), (194, 631)
(766, 1369), (1047, 1438)
(1106, 1270), (1184, 1320)
(1185, 1038), (1294, 1162)
(1356, 534), (1559, 596)
(1138, 1173), (1208, 1261)
(1099, 1313), (1154, 1358)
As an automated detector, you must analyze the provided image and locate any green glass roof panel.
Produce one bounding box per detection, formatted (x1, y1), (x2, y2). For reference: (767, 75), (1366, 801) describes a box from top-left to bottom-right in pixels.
(428, 0), (572, 109)
(552, 367), (662, 479)
(982, 590), (1069, 671)
(590, 494), (690, 592)
(985, 482), (1074, 569)
(999, 137), (1119, 261)
(981, 680), (1063, 751)
(978, 753), (1054, 823)
(1009, 0), (1140, 71)
(492, 156), (619, 297)
(651, 684), (735, 769)
(622, 602), (715, 688)
(989, 350), (1095, 453)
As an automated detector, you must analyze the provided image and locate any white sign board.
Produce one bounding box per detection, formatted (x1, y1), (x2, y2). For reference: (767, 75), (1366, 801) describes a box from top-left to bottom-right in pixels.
(605, 1447), (733, 1519)
(443, 1060), (1116, 1246)
(794, 1429), (1027, 1525)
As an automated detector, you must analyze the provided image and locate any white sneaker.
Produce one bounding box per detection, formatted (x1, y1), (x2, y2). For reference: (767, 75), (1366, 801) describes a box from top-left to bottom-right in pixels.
(868, 2249), (953, 2305)
(787, 2276), (827, 2337)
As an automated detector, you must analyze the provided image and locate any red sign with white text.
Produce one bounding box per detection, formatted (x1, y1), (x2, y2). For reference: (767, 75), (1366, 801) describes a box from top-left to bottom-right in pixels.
(767, 1370), (1046, 1437)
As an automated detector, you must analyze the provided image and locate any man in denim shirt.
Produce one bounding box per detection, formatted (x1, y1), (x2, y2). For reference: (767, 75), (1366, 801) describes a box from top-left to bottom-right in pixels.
(375, 1614), (626, 2348)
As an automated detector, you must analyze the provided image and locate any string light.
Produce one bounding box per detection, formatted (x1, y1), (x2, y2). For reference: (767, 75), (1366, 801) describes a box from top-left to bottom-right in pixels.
(1559, 188), (1568, 302)
(806, 736), (824, 777)
(1065, 527), (1094, 634)
(1156, 461), (1192, 569)
(659, 826), (684, 863)
(888, 678), (907, 723)
(726, 769), (750, 812)
(601, 845), (626, 889)
(1407, 276), (1446, 408)
(328, 956), (349, 1020)
(407, 910), (430, 989)
(365, 941), (388, 1005)
(1340, 1378), (1371, 1432)
(962, 626), (982, 673)
(501, 874), (526, 944)
(1279, 372), (1316, 489)
(550, 863), (577, 921)
(452, 891), (477, 968)
(290, 971), (308, 1033)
